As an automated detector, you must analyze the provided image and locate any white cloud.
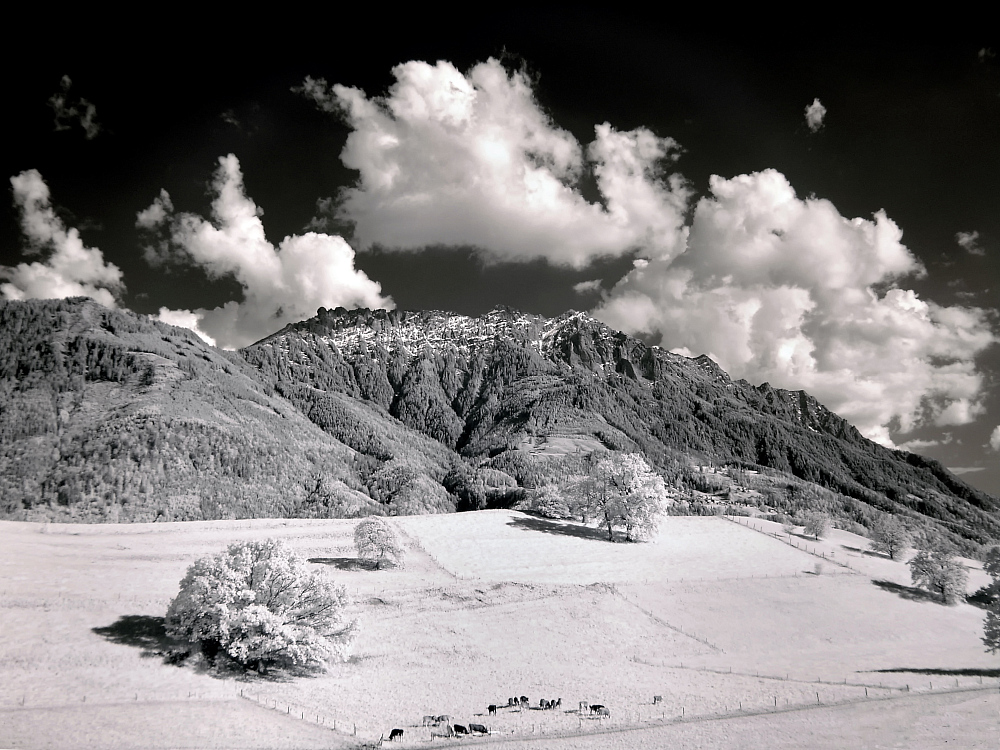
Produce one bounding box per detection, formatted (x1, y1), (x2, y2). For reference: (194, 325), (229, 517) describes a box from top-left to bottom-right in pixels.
(298, 59), (690, 268)
(990, 426), (1000, 451)
(956, 230), (985, 256)
(805, 98), (826, 133)
(573, 279), (604, 295)
(155, 308), (217, 347)
(1, 170), (122, 307)
(48, 75), (100, 140)
(948, 466), (985, 475)
(140, 154), (392, 349)
(595, 169), (996, 446)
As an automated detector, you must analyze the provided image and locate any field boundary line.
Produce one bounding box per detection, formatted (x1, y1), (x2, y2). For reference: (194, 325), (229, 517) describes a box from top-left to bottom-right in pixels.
(637, 661), (910, 691)
(237, 689), (356, 737)
(611, 589), (725, 653)
(722, 515), (858, 573)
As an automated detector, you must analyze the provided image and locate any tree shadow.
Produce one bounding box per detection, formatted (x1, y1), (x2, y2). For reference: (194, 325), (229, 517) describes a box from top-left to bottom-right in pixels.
(841, 544), (884, 558)
(868, 667), (1000, 677)
(92, 615), (181, 658)
(308, 557), (398, 571)
(872, 579), (942, 604)
(506, 515), (610, 542)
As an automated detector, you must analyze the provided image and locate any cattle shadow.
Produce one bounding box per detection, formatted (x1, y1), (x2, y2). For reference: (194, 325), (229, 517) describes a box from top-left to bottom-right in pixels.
(871, 579), (942, 603)
(506, 514), (610, 542)
(308, 557), (395, 571)
(868, 667), (1000, 677)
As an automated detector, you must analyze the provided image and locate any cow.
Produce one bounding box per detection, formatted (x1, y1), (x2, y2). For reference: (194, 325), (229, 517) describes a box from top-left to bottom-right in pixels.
(508, 697), (516, 708)
(579, 701), (589, 713)
(453, 724), (468, 735)
(469, 723), (488, 735)
(596, 707), (611, 718)
(540, 699), (549, 710)
(434, 715), (450, 724)
(389, 728), (404, 741)
(520, 695), (529, 707)
(488, 704), (497, 715)
(431, 725), (455, 739)
(422, 716), (437, 726)
(653, 695), (663, 705)
(555, 698), (562, 709)
(590, 704), (605, 714)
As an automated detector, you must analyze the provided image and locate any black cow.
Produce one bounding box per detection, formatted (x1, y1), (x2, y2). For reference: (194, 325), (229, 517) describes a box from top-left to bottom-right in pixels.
(508, 697), (516, 707)
(555, 698), (562, 708)
(590, 704), (605, 714)
(469, 723), (488, 735)
(520, 695), (529, 707)
(488, 704), (497, 715)
(389, 728), (404, 741)
(453, 724), (468, 735)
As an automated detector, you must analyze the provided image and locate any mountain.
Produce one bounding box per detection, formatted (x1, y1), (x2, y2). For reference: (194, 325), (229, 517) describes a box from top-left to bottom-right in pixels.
(1, 298), (997, 552)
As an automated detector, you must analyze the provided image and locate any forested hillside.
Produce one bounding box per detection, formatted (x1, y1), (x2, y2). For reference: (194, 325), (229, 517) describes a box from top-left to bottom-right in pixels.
(1, 298), (997, 553)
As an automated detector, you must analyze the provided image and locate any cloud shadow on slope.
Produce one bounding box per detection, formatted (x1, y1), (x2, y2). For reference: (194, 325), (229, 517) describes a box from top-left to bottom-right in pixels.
(506, 514), (611, 542)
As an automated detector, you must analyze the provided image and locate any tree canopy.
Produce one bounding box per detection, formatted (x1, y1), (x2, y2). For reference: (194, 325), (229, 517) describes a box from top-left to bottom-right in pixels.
(585, 452), (670, 542)
(354, 516), (404, 569)
(165, 539), (355, 672)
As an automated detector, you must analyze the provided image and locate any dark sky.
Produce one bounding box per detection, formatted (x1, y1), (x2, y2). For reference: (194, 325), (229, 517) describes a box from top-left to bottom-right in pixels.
(3, 14), (999, 493)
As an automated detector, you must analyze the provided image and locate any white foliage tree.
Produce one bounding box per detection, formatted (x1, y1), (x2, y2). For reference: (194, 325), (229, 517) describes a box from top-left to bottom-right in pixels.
(353, 516), (404, 569)
(587, 452), (670, 542)
(869, 515), (912, 560)
(165, 539), (355, 672)
(908, 539), (969, 605)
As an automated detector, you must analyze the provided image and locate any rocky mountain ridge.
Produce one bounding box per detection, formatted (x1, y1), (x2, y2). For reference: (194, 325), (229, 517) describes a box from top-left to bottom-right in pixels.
(1, 298), (997, 552)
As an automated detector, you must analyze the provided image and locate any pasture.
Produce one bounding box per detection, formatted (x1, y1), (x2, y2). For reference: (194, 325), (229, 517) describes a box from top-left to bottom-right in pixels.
(1, 511), (997, 749)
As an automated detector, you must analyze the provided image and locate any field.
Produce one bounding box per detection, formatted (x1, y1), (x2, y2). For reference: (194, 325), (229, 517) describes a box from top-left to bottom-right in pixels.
(1, 511), (998, 749)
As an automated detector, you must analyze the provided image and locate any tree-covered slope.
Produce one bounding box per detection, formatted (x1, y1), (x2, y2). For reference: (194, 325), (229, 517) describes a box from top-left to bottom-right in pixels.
(0, 299), (452, 522)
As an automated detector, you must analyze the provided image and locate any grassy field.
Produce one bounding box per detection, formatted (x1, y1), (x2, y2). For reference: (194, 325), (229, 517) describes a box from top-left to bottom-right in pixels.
(1, 511), (997, 749)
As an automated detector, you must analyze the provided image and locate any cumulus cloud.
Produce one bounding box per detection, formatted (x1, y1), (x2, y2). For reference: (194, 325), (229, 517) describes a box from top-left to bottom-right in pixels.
(956, 230), (985, 256)
(1, 170), (122, 307)
(805, 98), (826, 133)
(990, 426), (1000, 451)
(595, 169), (996, 446)
(48, 75), (100, 140)
(138, 154), (392, 349)
(155, 308), (217, 347)
(297, 59), (690, 268)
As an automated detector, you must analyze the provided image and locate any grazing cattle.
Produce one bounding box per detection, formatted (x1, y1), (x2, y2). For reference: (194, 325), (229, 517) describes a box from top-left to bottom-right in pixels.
(653, 695), (662, 705)
(453, 724), (468, 735)
(590, 704), (605, 714)
(431, 725), (455, 738)
(596, 707), (611, 718)
(434, 715), (450, 724)
(579, 701), (589, 713)
(469, 723), (488, 735)
(488, 704), (497, 715)
(508, 697), (515, 707)
(540, 699), (549, 709)
(422, 716), (437, 726)
(556, 698), (562, 708)
(389, 728), (404, 741)
(520, 695), (529, 707)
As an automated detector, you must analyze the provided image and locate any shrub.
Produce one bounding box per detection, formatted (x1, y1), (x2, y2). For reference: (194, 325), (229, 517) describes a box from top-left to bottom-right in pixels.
(165, 539), (355, 673)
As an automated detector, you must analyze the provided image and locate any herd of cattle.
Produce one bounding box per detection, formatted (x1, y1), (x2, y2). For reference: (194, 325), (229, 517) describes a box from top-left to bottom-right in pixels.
(384, 697), (612, 742)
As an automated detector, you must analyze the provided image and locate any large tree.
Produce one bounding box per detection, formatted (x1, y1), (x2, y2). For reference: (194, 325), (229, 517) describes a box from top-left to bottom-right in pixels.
(908, 539), (969, 605)
(165, 539), (355, 672)
(354, 516), (404, 569)
(586, 452), (670, 542)
(869, 515), (912, 560)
